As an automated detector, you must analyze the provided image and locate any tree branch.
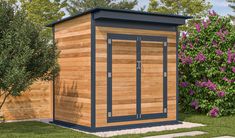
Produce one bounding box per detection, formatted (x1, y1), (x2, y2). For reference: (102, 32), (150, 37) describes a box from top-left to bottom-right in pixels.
(0, 92), (11, 111)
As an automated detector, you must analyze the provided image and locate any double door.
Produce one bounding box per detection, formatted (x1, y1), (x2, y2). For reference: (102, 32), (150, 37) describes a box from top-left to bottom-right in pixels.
(107, 34), (168, 122)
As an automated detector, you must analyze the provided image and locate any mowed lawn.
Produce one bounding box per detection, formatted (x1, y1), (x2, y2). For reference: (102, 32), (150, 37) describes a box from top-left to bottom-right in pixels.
(116, 113), (235, 138)
(0, 113), (235, 138)
(0, 121), (97, 138)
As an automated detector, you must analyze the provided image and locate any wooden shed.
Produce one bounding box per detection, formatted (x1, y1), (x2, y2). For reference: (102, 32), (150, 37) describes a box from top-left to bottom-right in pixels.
(47, 8), (191, 132)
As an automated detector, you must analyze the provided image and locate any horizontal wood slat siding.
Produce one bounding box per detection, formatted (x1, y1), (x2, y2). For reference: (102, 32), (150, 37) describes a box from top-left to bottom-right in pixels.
(96, 26), (177, 127)
(112, 40), (137, 117)
(54, 14), (91, 127)
(2, 81), (52, 120)
(141, 41), (163, 114)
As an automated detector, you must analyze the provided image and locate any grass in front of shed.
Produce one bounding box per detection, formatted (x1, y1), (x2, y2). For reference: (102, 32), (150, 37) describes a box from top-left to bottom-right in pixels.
(116, 113), (235, 138)
(0, 121), (97, 138)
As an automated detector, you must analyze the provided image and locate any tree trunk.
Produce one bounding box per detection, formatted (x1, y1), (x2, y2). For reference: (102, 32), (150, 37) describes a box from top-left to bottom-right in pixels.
(0, 92), (10, 123)
(0, 92), (10, 112)
(0, 106), (4, 123)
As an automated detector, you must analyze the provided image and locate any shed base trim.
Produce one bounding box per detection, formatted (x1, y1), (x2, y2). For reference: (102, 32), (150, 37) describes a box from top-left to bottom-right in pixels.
(51, 120), (181, 132)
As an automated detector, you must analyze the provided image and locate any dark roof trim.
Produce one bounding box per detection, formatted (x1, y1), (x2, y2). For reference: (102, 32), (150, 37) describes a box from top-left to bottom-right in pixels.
(47, 8), (193, 27)
(94, 10), (187, 25)
(95, 19), (177, 32)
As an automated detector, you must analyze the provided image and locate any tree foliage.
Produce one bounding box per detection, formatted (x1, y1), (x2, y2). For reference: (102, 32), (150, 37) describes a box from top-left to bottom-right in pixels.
(178, 11), (235, 117)
(66, 0), (138, 15)
(148, 0), (212, 31)
(20, 0), (66, 26)
(20, 0), (67, 38)
(0, 1), (59, 111)
(148, 0), (212, 17)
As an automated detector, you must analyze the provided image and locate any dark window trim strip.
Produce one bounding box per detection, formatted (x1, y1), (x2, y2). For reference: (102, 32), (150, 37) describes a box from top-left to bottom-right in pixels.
(108, 113), (167, 123)
(108, 33), (137, 40)
(91, 13), (96, 128)
(136, 36), (141, 119)
(163, 40), (168, 113)
(142, 35), (167, 42)
(108, 115), (137, 123)
(107, 33), (112, 120)
(141, 113), (167, 120)
(109, 34), (167, 42)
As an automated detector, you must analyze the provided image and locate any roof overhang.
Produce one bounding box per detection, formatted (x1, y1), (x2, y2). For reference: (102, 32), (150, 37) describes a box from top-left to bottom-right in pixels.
(47, 8), (192, 27)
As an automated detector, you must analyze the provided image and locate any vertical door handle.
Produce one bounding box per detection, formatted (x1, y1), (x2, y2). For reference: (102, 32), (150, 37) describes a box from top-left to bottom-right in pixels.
(164, 72), (167, 77)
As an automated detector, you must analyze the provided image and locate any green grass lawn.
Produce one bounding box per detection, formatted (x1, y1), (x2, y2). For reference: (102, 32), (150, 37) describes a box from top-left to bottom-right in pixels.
(116, 113), (235, 138)
(0, 121), (97, 138)
(0, 113), (235, 138)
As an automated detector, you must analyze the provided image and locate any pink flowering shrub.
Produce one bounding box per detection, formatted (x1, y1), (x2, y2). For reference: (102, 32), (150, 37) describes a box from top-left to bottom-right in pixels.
(179, 11), (235, 117)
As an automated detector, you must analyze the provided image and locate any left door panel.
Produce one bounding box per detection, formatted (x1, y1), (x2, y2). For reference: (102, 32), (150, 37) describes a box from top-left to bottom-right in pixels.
(107, 34), (137, 122)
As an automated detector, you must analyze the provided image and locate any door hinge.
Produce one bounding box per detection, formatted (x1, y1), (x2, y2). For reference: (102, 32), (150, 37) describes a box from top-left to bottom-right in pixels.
(164, 108), (167, 113)
(108, 112), (112, 117)
(108, 72), (112, 78)
(108, 39), (112, 45)
(164, 42), (168, 47)
(137, 61), (141, 70)
(136, 114), (142, 119)
(164, 72), (167, 77)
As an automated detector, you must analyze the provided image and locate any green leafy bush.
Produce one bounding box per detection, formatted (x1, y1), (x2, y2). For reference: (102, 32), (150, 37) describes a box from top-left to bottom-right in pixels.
(179, 11), (235, 117)
(0, 1), (59, 111)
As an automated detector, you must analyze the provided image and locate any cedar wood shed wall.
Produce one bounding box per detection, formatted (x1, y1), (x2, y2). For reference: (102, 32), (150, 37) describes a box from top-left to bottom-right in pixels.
(1, 81), (52, 121)
(54, 14), (92, 127)
(51, 8), (191, 130)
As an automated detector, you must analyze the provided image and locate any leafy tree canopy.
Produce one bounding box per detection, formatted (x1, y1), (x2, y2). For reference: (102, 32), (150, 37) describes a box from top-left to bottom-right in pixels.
(148, 0), (212, 17)
(20, 0), (66, 26)
(148, 0), (212, 31)
(20, 0), (67, 38)
(66, 0), (138, 15)
(0, 1), (59, 111)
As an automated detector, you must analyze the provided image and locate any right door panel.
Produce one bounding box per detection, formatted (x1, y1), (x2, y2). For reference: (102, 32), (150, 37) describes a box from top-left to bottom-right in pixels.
(141, 40), (164, 115)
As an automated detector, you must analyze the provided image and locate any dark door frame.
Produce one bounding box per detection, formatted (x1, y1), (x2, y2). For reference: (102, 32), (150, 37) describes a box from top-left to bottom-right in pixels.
(107, 33), (168, 123)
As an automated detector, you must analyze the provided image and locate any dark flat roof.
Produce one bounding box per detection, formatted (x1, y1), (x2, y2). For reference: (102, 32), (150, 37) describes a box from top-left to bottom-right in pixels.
(47, 8), (192, 27)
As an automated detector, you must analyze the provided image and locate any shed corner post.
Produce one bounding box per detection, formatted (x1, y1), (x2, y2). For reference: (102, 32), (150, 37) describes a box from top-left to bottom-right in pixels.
(176, 27), (180, 121)
(52, 26), (56, 122)
(91, 13), (96, 130)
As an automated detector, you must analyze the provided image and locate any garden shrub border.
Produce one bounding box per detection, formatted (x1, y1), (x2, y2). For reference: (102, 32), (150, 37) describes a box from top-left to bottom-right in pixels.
(178, 11), (235, 117)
